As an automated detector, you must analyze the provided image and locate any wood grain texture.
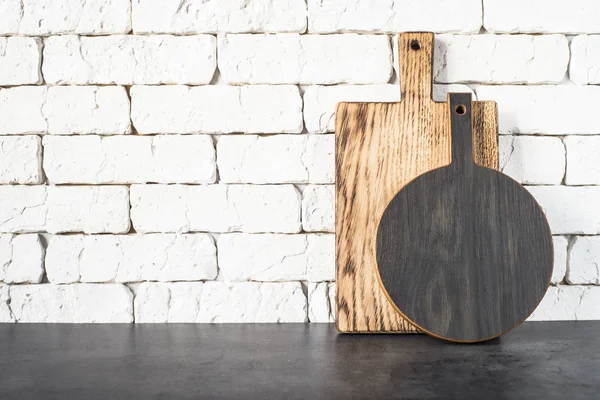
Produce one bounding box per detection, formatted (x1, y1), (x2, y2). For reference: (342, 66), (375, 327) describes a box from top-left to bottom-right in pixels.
(335, 32), (499, 333)
(376, 93), (554, 342)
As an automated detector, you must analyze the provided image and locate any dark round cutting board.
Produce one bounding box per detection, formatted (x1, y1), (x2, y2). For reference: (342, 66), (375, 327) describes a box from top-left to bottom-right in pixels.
(376, 92), (553, 343)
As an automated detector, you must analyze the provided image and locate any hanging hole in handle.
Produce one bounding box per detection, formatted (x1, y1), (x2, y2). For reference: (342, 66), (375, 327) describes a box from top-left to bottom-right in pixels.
(410, 40), (421, 51)
(455, 104), (466, 115)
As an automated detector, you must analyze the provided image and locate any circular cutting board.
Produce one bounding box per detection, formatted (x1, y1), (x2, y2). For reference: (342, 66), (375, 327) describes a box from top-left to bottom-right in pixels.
(375, 93), (553, 343)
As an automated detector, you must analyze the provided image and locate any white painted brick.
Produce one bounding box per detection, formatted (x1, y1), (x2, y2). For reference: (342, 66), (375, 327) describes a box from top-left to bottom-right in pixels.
(217, 233), (334, 282)
(564, 136), (600, 185)
(0, 136), (42, 184)
(499, 136), (565, 185)
(0, 186), (47, 233)
(46, 186), (130, 234)
(567, 236), (600, 285)
(307, 0), (481, 33)
(0, 234), (44, 283)
(476, 86), (600, 135)
(10, 284), (133, 323)
(529, 286), (600, 321)
(0, 86), (131, 135)
(43, 135), (216, 184)
(303, 84), (473, 133)
(132, 0), (307, 34)
(308, 282), (335, 323)
(0, 284), (14, 322)
(302, 185), (334, 232)
(571, 35), (600, 84)
(0, 0), (131, 35)
(43, 35), (216, 85)
(218, 135), (333, 184)
(0, 37), (42, 85)
(131, 85), (302, 134)
(433, 34), (568, 84)
(526, 186), (600, 235)
(130, 184), (301, 233)
(552, 236), (568, 284)
(484, 0), (600, 34)
(134, 282), (307, 323)
(133, 282), (171, 323)
(218, 34), (391, 85)
(46, 234), (217, 284)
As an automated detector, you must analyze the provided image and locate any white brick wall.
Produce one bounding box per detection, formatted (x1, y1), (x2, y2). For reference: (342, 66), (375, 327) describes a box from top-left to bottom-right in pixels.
(434, 35), (568, 84)
(0, 37), (42, 85)
(43, 135), (216, 184)
(130, 184), (301, 233)
(218, 34), (391, 84)
(43, 35), (216, 85)
(483, 0), (600, 34)
(131, 85), (303, 134)
(217, 135), (333, 184)
(0, 86), (131, 135)
(0, 1), (599, 323)
(46, 234), (217, 284)
(217, 234), (334, 281)
(0, 136), (42, 184)
(1, 0), (131, 35)
(132, 0), (307, 34)
(499, 136), (565, 185)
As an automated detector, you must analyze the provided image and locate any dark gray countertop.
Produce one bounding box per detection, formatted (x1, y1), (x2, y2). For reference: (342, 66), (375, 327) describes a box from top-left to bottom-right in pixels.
(0, 321), (598, 399)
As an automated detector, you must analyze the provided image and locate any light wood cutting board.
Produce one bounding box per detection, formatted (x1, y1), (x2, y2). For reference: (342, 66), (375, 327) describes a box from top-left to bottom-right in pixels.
(335, 32), (499, 333)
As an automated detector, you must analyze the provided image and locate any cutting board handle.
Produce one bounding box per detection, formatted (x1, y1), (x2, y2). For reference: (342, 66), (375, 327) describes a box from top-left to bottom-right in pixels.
(399, 32), (434, 102)
(448, 92), (474, 171)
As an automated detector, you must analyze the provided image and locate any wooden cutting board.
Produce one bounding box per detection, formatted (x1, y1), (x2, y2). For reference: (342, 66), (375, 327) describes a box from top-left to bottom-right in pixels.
(376, 92), (553, 342)
(335, 32), (498, 333)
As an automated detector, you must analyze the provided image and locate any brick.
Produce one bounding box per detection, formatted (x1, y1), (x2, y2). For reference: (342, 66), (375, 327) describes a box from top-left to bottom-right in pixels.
(0, 0), (131, 35)
(130, 184), (301, 233)
(308, 282), (335, 322)
(564, 136), (600, 185)
(552, 236), (568, 284)
(10, 284), (133, 323)
(0, 37), (42, 85)
(0, 284), (14, 322)
(132, 0), (306, 34)
(528, 286), (600, 321)
(303, 84), (473, 133)
(433, 34), (568, 84)
(499, 136), (565, 185)
(307, 0), (481, 33)
(567, 236), (600, 285)
(0, 136), (42, 184)
(0, 86), (131, 135)
(46, 186), (130, 234)
(0, 234), (44, 283)
(0, 186), (47, 233)
(134, 282), (307, 322)
(131, 85), (302, 134)
(43, 35), (216, 85)
(476, 86), (600, 135)
(526, 186), (600, 235)
(484, 0), (600, 34)
(217, 135), (333, 184)
(46, 234), (217, 284)
(43, 135), (216, 184)
(218, 34), (391, 84)
(571, 35), (600, 84)
(302, 185), (334, 232)
(217, 233), (334, 281)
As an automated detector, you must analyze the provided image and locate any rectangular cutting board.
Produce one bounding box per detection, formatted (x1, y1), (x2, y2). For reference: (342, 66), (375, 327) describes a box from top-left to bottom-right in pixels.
(335, 32), (499, 333)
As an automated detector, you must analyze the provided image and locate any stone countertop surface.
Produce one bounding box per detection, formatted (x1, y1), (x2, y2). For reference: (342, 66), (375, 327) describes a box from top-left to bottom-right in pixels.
(0, 321), (598, 399)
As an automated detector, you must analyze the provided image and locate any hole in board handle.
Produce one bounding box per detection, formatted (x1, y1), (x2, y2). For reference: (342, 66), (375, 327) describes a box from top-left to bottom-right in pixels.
(410, 40), (420, 51)
(455, 104), (466, 115)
